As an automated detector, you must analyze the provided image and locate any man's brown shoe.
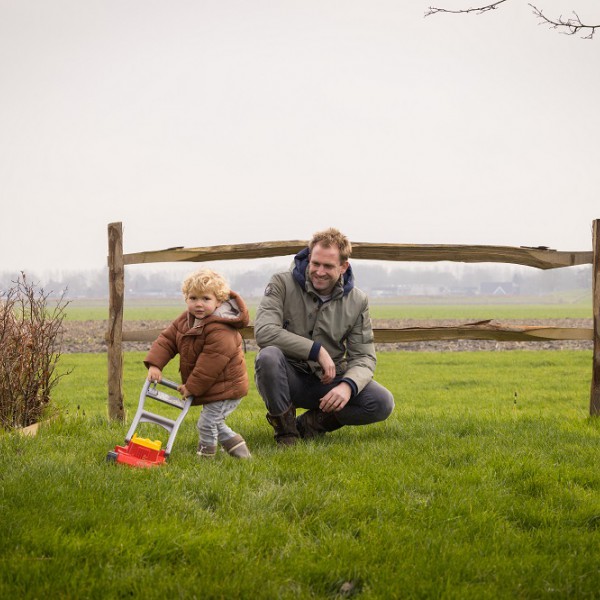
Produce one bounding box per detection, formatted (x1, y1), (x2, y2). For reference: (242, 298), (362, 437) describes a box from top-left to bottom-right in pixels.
(266, 405), (300, 446)
(296, 409), (343, 439)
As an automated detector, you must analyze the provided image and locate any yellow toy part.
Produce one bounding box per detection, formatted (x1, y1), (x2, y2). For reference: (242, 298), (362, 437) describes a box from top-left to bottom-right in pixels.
(131, 433), (162, 451)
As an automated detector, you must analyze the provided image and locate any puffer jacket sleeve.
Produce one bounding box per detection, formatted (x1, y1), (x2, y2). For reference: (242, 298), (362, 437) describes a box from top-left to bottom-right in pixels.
(342, 296), (377, 394)
(184, 325), (239, 398)
(254, 274), (314, 360)
(144, 319), (180, 370)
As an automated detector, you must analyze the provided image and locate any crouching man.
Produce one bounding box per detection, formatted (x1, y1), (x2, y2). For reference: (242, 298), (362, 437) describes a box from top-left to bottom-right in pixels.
(254, 227), (395, 446)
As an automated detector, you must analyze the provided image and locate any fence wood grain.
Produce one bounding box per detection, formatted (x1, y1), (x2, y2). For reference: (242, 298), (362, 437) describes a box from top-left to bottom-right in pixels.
(123, 242), (592, 270)
(107, 222), (125, 421)
(121, 323), (593, 344)
(591, 220), (600, 415)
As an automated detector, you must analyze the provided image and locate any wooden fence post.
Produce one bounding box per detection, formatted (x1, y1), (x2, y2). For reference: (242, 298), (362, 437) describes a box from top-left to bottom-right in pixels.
(107, 222), (125, 421)
(591, 219), (600, 416)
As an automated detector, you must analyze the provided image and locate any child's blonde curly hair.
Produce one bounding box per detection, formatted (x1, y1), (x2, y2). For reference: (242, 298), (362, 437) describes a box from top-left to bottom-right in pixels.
(181, 269), (230, 302)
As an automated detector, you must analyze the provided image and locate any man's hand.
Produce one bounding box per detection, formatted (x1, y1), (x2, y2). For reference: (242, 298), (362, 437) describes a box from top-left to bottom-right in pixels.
(178, 384), (190, 398)
(318, 346), (336, 384)
(319, 382), (352, 413)
(147, 366), (162, 382)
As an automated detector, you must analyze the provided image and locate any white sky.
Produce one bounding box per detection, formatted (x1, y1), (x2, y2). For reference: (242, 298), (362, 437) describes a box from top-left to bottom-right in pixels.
(1, 0), (599, 275)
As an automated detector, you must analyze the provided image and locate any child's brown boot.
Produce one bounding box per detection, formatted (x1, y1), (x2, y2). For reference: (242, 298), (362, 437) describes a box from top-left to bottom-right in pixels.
(197, 443), (217, 459)
(222, 434), (251, 459)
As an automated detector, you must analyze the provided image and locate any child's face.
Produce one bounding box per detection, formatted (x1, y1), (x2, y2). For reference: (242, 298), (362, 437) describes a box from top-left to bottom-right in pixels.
(186, 290), (222, 320)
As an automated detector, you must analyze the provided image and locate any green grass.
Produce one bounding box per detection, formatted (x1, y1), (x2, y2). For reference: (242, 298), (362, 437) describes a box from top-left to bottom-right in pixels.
(63, 297), (592, 321)
(368, 302), (592, 320)
(2, 350), (600, 598)
(63, 299), (184, 322)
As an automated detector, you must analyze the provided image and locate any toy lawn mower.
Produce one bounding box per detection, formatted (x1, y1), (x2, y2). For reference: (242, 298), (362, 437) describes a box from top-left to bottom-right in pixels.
(106, 378), (193, 468)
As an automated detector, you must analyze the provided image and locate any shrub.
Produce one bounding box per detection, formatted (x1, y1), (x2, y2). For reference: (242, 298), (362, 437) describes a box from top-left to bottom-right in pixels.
(0, 273), (69, 430)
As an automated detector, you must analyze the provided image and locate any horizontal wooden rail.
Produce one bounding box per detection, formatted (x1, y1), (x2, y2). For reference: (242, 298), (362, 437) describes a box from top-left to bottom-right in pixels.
(121, 322), (593, 344)
(122, 241), (593, 270)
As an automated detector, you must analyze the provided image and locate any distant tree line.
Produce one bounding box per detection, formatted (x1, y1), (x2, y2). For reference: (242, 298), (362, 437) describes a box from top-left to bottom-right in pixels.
(0, 262), (591, 300)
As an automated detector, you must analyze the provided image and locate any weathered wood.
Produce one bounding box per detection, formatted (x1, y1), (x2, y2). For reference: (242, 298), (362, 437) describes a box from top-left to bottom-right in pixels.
(369, 323), (593, 343)
(591, 220), (600, 415)
(107, 222), (126, 421)
(19, 422), (41, 436)
(122, 322), (593, 344)
(123, 241), (308, 265)
(17, 415), (58, 436)
(123, 241), (592, 270)
(352, 243), (591, 270)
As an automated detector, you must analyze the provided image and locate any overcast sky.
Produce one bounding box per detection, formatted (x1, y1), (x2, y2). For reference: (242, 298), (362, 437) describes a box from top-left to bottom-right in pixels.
(1, 0), (599, 277)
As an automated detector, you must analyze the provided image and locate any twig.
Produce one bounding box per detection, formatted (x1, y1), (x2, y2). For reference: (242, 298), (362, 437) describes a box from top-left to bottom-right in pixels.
(425, 1), (599, 39)
(425, 0), (508, 17)
(530, 4), (599, 39)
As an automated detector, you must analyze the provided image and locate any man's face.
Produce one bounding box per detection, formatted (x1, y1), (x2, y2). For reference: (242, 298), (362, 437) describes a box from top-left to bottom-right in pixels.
(308, 243), (349, 296)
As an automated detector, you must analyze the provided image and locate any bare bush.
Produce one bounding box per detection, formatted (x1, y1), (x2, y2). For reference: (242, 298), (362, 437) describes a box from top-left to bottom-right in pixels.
(0, 273), (70, 430)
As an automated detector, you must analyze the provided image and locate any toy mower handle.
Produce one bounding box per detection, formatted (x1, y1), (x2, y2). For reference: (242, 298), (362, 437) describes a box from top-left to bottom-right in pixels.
(157, 378), (180, 391)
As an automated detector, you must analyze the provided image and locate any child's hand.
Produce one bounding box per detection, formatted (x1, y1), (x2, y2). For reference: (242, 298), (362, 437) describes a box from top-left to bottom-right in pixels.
(178, 384), (190, 398)
(147, 366), (162, 383)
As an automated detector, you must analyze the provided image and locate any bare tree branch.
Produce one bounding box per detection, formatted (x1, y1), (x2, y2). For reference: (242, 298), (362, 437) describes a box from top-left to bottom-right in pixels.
(530, 5), (599, 39)
(425, 0), (507, 17)
(425, 1), (600, 39)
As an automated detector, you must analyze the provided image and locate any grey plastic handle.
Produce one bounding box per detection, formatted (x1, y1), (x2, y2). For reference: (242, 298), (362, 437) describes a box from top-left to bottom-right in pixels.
(157, 378), (179, 391)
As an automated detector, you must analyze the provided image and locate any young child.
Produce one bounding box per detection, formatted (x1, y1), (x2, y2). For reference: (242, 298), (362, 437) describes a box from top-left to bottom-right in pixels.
(144, 268), (251, 459)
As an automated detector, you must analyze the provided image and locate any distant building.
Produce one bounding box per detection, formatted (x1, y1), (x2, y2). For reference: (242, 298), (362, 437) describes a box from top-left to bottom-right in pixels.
(479, 281), (519, 296)
(447, 286), (479, 296)
(371, 284), (452, 297)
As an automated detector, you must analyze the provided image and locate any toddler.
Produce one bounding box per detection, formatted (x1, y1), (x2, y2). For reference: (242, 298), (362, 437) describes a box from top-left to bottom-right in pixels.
(144, 268), (251, 459)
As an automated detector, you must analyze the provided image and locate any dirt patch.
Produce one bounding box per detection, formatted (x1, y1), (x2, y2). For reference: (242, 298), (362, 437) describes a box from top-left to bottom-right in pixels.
(60, 318), (594, 354)
(59, 320), (166, 354)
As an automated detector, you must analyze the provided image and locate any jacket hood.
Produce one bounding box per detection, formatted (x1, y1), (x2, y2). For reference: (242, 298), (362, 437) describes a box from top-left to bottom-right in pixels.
(291, 246), (354, 297)
(213, 298), (242, 320)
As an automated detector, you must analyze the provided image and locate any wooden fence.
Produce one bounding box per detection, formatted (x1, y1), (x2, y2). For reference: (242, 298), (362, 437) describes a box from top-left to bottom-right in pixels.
(107, 220), (600, 419)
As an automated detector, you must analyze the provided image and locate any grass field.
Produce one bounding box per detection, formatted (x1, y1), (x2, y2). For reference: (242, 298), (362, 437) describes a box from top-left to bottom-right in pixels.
(63, 297), (593, 321)
(2, 350), (600, 598)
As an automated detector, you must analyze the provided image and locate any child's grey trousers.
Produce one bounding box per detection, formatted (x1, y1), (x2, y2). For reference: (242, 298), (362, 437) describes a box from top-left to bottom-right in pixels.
(196, 398), (242, 446)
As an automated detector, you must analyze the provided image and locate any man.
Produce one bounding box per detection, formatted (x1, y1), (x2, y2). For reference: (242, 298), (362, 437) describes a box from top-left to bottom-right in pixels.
(254, 227), (395, 446)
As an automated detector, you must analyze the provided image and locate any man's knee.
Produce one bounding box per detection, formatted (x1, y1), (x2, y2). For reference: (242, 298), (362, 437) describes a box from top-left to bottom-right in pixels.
(368, 382), (395, 423)
(255, 346), (285, 373)
(254, 346), (293, 415)
(378, 388), (395, 421)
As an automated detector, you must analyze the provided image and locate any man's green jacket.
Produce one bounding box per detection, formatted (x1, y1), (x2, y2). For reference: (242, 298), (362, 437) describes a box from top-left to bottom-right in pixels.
(254, 247), (377, 395)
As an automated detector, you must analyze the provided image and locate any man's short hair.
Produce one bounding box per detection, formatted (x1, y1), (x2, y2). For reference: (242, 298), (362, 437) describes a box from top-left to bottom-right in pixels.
(309, 227), (352, 263)
(181, 268), (230, 302)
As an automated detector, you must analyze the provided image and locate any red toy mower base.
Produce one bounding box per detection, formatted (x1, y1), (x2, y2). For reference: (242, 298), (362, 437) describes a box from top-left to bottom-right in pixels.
(107, 435), (167, 468)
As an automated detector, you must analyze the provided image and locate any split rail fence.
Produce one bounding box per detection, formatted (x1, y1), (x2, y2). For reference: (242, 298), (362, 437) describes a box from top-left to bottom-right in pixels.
(107, 220), (600, 420)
